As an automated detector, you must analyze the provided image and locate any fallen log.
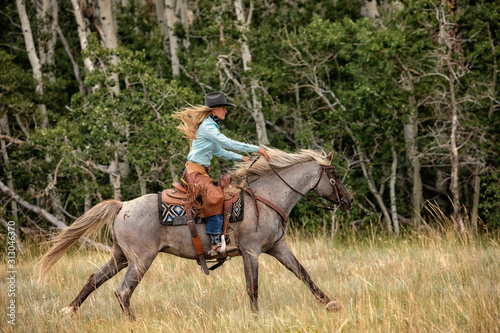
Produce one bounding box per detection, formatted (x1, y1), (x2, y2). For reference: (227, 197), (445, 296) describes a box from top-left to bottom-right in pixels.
(0, 180), (112, 252)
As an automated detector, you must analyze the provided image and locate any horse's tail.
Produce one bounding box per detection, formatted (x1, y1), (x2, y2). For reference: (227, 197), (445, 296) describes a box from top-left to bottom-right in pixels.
(37, 199), (123, 282)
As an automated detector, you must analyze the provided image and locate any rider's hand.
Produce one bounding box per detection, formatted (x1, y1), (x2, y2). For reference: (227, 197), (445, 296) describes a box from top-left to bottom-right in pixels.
(258, 147), (271, 160)
(241, 156), (251, 162)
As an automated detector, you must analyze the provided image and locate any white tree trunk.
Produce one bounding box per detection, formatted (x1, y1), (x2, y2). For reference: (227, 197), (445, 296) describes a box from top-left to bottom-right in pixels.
(434, 0), (464, 231)
(112, 170), (122, 201)
(169, 158), (178, 183)
(361, 0), (380, 19)
(16, 0), (49, 129)
(178, 0), (191, 49)
(390, 144), (400, 234)
(404, 119), (423, 228)
(470, 164), (481, 232)
(37, 0), (58, 82)
(96, 0), (128, 195)
(70, 0), (95, 73)
(84, 182), (92, 213)
(446, 48), (464, 231)
(154, 0), (165, 24)
(135, 165), (147, 196)
(165, 0), (180, 77)
(396, 55), (423, 228)
(487, 23), (497, 119)
(403, 94), (423, 227)
(234, 0), (269, 145)
(330, 209), (338, 239)
(0, 116), (18, 220)
(97, 0), (121, 95)
(154, 0), (168, 52)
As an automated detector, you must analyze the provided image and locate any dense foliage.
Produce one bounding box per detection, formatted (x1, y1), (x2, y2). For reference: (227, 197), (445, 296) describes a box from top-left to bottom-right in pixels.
(0, 0), (498, 235)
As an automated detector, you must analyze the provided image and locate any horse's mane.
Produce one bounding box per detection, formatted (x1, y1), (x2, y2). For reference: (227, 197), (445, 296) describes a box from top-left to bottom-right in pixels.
(229, 147), (330, 180)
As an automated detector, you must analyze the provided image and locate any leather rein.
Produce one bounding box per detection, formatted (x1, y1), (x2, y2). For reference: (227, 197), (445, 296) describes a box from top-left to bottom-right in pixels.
(240, 158), (343, 234)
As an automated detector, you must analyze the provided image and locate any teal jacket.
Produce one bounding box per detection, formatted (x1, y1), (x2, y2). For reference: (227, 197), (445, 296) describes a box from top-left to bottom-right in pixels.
(187, 117), (259, 167)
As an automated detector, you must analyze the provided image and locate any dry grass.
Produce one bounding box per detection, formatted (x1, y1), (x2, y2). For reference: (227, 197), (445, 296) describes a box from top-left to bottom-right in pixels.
(1, 231), (499, 333)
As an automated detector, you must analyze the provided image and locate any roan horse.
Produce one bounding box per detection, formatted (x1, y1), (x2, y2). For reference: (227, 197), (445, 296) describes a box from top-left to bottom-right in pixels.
(38, 148), (353, 319)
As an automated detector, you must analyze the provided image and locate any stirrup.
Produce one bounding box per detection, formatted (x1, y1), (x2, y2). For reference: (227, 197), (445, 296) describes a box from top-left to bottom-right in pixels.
(209, 234), (227, 255)
(208, 244), (221, 256)
(207, 244), (239, 257)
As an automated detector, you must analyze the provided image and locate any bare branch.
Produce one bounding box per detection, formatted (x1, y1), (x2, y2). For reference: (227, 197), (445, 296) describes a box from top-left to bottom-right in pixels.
(0, 10), (21, 28)
(56, 25), (84, 94)
(86, 160), (119, 177)
(178, 63), (214, 93)
(356, 202), (376, 216)
(14, 114), (30, 139)
(0, 134), (24, 145)
(139, 77), (164, 125)
(0, 43), (25, 52)
(0, 179), (66, 228)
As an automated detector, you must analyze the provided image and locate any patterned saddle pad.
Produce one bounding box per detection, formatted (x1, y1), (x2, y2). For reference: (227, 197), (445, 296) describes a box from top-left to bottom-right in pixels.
(158, 192), (244, 226)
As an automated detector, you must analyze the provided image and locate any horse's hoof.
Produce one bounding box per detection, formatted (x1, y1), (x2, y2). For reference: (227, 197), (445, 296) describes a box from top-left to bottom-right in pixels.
(326, 301), (341, 312)
(61, 306), (77, 316)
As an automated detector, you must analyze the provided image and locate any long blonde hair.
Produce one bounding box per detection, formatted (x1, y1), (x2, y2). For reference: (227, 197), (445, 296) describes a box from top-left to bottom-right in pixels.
(173, 104), (213, 141)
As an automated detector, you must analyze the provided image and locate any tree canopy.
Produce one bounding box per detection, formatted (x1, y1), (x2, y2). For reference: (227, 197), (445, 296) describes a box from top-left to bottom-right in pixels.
(1, 0), (498, 237)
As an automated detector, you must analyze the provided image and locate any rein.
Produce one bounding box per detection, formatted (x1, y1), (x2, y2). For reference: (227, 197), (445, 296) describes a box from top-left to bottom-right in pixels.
(267, 163), (340, 211)
(239, 157), (342, 233)
(236, 185), (289, 231)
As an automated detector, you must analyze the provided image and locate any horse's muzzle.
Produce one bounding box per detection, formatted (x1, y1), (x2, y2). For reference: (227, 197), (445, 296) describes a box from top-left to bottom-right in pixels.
(338, 194), (354, 211)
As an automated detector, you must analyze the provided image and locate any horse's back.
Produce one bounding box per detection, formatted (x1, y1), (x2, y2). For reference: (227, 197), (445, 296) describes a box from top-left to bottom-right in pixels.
(114, 194), (163, 252)
(113, 193), (206, 260)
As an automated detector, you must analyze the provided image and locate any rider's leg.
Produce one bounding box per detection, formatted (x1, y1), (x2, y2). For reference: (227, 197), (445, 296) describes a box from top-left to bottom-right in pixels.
(206, 213), (223, 250)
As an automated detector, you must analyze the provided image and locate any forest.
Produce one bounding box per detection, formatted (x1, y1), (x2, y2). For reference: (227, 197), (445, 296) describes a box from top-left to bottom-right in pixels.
(1, 0), (499, 240)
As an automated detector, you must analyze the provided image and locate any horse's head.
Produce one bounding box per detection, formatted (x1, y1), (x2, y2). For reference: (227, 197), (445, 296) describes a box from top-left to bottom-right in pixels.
(313, 151), (353, 211)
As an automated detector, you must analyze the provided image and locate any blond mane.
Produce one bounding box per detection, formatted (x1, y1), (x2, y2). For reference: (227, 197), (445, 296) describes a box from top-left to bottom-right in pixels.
(230, 147), (330, 180)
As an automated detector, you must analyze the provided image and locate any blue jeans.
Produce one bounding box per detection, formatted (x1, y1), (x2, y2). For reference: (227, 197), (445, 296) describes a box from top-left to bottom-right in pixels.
(206, 213), (223, 235)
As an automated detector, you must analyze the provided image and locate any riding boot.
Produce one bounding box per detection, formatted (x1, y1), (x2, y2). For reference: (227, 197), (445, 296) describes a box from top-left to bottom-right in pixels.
(207, 212), (238, 256)
(210, 234), (221, 248)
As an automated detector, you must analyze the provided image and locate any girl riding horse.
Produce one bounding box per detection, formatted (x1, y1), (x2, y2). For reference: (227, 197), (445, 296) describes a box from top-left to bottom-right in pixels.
(174, 91), (270, 254)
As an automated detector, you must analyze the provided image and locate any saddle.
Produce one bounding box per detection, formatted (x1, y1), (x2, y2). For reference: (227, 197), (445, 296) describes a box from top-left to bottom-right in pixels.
(161, 186), (189, 206)
(159, 175), (243, 275)
(160, 180), (244, 225)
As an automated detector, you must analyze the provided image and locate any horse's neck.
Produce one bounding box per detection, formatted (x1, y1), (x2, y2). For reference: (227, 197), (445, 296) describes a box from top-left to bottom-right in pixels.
(251, 161), (322, 216)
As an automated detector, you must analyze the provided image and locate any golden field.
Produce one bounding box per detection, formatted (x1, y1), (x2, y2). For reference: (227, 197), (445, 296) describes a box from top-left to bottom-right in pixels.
(1, 230), (499, 333)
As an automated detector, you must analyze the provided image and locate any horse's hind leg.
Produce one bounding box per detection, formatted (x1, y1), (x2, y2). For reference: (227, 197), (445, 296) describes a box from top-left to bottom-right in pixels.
(62, 245), (128, 315)
(114, 250), (158, 320)
(267, 241), (340, 311)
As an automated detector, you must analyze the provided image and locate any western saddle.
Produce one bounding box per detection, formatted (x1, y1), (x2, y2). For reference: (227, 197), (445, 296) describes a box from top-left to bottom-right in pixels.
(161, 174), (240, 275)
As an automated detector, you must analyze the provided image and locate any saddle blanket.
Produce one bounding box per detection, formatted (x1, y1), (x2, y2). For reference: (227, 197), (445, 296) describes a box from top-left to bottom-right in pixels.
(158, 192), (244, 226)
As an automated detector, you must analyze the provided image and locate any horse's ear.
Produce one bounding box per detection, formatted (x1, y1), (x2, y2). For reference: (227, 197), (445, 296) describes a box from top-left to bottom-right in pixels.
(326, 150), (334, 162)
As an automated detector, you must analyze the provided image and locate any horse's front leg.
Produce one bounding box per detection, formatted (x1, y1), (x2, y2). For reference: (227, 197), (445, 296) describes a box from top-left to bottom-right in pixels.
(267, 241), (341, 311)
(242, 250), (260, 313)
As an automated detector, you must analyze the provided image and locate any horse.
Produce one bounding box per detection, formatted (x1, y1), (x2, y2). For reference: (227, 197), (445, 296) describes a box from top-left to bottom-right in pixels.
(37, 148), (353, 319)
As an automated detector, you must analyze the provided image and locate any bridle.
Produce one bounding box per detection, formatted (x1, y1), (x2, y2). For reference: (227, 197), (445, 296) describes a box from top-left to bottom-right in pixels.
(239, 158), (344, 234)
(267, 162), (344, 211)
